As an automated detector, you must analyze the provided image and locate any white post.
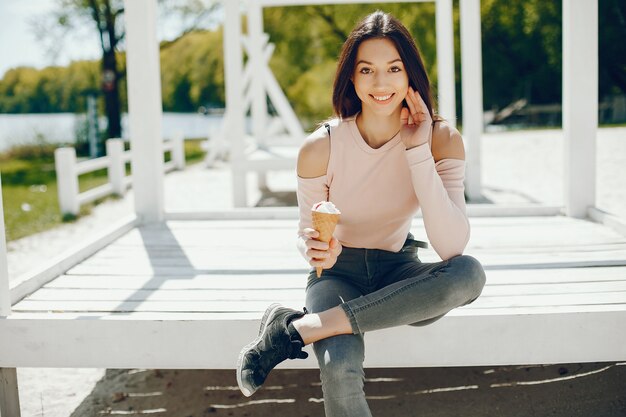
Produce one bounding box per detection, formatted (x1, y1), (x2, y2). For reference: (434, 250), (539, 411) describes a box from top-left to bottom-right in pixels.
(0, 175), (21, 417)
(248, 3), (269, 190)
(0, 175), (10, 317)
(106, 139), (125, 196)
(54, 147), (80, 216)
(224, 0), (248, 207)
(248, 3), (267, 143)
(460, 0), (484, 201)
(124, 0), (165, 222)
(563, 0), (597, 218)
(172, 132), (186, 170)
(435, 0), (456, 126)
(0, 368), (21, 417)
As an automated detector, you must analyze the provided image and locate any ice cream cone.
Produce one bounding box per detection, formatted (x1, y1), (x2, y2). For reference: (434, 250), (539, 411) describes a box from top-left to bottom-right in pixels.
(311, 211), (340, 278)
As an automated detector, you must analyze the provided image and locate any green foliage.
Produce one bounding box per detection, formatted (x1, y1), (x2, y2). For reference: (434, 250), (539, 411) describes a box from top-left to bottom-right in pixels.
(160, 29), (225, 111)
(0, 0), (624, 123)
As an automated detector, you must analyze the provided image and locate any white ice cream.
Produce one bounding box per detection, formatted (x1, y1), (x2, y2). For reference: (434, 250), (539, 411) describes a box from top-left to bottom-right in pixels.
(312, 201), (341, 214)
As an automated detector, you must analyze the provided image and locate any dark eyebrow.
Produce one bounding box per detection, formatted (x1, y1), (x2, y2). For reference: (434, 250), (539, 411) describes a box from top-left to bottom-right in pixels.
(356, 58), (403, 66)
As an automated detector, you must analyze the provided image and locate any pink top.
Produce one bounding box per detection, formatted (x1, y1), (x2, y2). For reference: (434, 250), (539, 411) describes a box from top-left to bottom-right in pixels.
(296, 115), (469, 260)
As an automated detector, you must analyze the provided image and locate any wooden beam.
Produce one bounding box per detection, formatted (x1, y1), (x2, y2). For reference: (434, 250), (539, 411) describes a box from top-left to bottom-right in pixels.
(8, 215), (138, 306)
(563, 0), (598, 218)
(223, 0), (248, 207)
(0, 175), (10, 317)
(0, 311), (625, 369)
(460, 0), (484, 201)
(435, 0), (456, 126)
(0, 368), (20, 417)
(124, 0), (165, 222)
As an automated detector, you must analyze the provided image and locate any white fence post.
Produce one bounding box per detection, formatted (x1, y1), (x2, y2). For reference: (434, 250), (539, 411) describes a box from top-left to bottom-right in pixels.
(172, 133), (186, 170)
(54, 147), (80, 216)
(0, 175), (11, 317)
(106, 139), (126, 196)
(0, 175), (22, 417)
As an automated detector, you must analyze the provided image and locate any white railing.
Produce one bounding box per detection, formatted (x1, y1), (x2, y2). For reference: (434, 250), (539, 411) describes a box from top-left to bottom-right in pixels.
(54, 135), (185, 216)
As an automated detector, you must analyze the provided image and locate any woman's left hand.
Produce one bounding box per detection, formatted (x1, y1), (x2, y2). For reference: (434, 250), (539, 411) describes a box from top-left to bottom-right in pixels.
(400, 86), (433, 150)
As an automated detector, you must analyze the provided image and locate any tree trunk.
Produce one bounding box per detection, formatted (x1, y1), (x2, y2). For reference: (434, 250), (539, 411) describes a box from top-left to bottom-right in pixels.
(102, 49), (122, 142)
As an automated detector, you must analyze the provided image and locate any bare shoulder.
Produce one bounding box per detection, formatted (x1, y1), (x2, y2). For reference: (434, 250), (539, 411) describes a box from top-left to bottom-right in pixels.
(431, 120), (465, 162)
(297, 125), (331, 178)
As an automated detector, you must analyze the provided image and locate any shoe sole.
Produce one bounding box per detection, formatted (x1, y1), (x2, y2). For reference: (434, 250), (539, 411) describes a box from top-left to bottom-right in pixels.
(236, 303), (283, 397)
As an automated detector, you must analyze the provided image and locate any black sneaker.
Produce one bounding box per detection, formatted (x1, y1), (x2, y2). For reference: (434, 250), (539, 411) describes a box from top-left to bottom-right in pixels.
(236, 303), (308, 397)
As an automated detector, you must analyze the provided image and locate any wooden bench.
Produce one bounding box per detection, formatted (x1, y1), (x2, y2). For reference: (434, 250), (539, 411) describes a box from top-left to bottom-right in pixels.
(2, 209), (626, 415)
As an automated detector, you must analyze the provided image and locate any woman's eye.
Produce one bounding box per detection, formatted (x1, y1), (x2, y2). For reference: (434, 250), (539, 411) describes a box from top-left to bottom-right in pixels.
(359, 68), (372, 74)
(390, 66), (401, 72)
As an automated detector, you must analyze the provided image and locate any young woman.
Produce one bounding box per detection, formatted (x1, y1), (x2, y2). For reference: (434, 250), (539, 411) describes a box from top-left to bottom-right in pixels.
(237, 10), (486, 416)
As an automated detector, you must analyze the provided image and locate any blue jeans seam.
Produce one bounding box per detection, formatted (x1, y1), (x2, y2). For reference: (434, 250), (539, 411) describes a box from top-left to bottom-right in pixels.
(340, 303), (361, 334)
(349, 260), (451, 315)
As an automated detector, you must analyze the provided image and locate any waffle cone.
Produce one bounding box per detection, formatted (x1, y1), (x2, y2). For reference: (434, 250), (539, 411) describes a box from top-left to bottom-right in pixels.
(311, 211), (340, 278)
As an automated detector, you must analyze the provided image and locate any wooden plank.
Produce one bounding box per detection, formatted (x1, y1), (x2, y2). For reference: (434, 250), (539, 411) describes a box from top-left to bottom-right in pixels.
(0, 368), (20, 417)
(25, 288), (307, 302)
(92, 242), (626, 260)
(25, 280), (626, 303)
(45, 274), (308, 289)
(13, 289), (626, 313)
(7, 302), (626, 321)
(9, 215), (138, 305)
(1, 311), (625, 368)
(41, 266), (626, 290)
(66, 254), (626, 276)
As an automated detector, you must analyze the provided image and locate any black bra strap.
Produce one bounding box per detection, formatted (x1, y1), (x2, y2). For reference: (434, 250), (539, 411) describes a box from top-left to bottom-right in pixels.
(324, 123), (331, 137)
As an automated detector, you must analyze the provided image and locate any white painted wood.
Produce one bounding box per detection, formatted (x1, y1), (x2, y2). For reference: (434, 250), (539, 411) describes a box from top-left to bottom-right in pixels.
(1, 310), (625, 369)
(16, 290), (626, 312)
(0, 368), (20, 417)
(460, 0), (483, 201)
(54, 147), (80, 215)
(8, 215), (138, 305)
(164, 204), (564, 221)
(75, 155), (109, 175)
(171, 133), (186, 170)
(42, 265), (626, 291)
(106, 139), (126, 195)
(588, 206), (626, 237)
(77, 183), (114, 205)
(248, 2), (268, 145)
(124, 0), (165, 222)
(435, 0), (456, 126)
(262, 63), (305, 139)
(223, 0), (248, 207)
(0, 175), (10, 317)
(563, 0), (598, 218)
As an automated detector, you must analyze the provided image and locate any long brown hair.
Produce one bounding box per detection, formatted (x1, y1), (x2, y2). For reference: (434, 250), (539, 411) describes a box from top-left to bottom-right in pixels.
(332, 10), (439, 121)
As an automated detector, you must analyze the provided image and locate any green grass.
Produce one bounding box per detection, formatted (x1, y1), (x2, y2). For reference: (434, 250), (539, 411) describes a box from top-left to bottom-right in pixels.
(1, 138), (206, 242)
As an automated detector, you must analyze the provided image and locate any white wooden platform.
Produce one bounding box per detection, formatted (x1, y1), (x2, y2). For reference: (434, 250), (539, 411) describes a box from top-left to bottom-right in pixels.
(1, 214), (626, 370)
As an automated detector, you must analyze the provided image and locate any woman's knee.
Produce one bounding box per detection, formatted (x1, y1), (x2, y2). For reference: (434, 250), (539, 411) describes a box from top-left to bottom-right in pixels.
(449, 255), (486, 301)
(314, 335), (365, 393)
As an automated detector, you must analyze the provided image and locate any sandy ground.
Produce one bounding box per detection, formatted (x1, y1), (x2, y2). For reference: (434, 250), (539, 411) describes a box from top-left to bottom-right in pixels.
(6, 127), (626, 417)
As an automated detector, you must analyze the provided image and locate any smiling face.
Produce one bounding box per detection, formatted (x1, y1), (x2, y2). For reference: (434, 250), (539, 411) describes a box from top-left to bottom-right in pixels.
(351, 37), (409, 118)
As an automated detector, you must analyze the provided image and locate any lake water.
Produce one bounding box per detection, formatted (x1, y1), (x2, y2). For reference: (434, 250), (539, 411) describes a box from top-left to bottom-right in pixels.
(0, 112), (226, 151)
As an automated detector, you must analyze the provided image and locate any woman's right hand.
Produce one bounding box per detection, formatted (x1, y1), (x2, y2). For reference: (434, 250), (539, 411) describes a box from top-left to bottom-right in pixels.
(302, 228), (343, 270)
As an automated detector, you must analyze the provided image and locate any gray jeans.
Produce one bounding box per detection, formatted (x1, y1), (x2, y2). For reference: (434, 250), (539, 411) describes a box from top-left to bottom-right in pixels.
(305, 234), (486, 417)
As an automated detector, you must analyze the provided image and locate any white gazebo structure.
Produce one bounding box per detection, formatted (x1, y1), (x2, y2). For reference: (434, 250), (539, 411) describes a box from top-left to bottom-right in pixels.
(2, 1), (624, 415)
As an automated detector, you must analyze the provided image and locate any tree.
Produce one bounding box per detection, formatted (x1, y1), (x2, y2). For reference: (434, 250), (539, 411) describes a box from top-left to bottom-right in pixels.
(33, 0), (219, 146)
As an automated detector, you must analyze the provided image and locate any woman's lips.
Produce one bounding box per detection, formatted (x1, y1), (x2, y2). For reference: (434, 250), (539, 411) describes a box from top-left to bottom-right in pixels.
(370, 93), (394, 104)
